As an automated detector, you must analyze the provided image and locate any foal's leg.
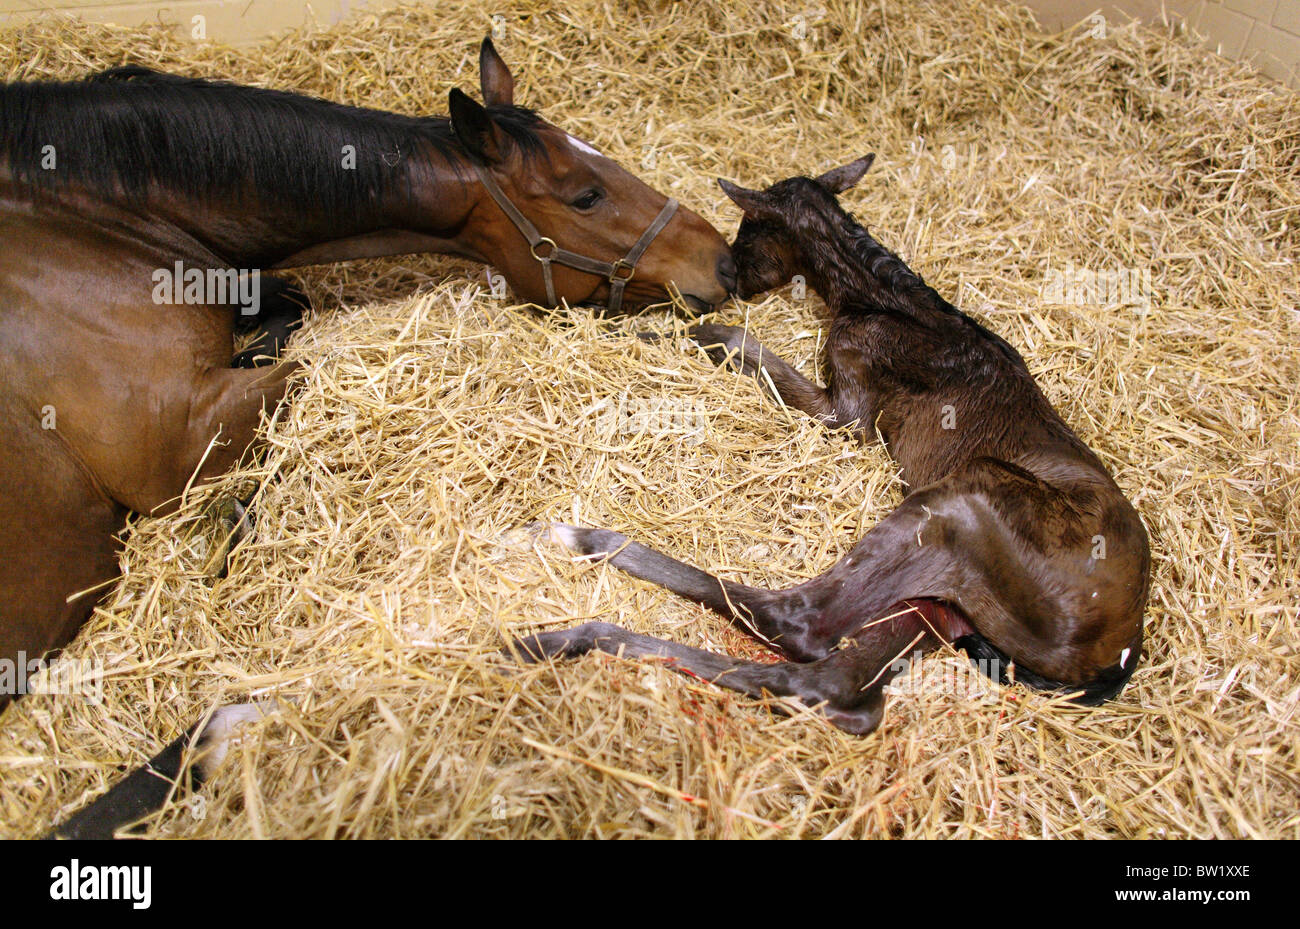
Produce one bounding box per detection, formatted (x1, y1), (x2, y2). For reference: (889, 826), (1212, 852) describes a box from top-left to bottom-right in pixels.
(689, 323), (844, 427)
(539, 524), (826, 661)
(508, 605), (948, 735)
(538, 485), (971, 661)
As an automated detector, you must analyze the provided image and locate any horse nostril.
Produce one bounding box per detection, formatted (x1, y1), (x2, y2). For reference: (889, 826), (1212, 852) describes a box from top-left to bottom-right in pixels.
(718, 255), (739, 293)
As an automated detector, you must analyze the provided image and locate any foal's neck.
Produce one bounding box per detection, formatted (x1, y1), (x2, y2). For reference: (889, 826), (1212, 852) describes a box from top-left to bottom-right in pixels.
(794, 209), (1102, 483)
(798, 212), (959, 329)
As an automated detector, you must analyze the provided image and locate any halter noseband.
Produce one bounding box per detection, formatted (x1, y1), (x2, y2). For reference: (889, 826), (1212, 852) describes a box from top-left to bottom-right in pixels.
(472, 161), (678, 314)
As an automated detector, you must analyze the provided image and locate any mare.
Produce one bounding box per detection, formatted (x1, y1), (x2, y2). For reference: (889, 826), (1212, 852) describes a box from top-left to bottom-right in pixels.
(1, 38), (734, 711)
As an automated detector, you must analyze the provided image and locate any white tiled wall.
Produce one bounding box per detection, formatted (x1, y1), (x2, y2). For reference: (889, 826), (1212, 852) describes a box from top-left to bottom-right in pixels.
(1025, 0), (1300, 87)
(1, 0), (1297, 89)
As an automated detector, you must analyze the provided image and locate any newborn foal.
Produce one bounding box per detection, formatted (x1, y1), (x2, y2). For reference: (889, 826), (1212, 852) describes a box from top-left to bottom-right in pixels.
(508, 156), (1150, 735)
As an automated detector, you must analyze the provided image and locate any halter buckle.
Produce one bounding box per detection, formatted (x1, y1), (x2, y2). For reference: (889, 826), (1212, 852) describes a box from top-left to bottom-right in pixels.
(530, 237), (558, 262)
(608, 259), (636, 284)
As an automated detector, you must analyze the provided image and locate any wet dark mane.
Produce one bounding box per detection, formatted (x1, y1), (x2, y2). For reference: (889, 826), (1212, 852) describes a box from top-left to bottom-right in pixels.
(789, 181), (1026, 366)
(0, 65), (546, 213)
(779, 180), (952, 314)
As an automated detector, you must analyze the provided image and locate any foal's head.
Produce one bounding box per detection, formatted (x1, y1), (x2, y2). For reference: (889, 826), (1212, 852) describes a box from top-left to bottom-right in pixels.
(448, 40), (734, 313)
(717, 155), (875, 299)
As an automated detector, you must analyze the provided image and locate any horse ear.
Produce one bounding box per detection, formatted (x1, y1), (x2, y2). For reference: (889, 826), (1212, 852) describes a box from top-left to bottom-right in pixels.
(815, 154), (875, 193)
(449, 87), (507, 164)
(479, 36), (515, 107)
(718, 178), (776, 219)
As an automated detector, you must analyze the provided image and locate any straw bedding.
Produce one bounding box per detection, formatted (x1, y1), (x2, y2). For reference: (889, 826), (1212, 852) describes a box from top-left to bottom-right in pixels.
(0, 0), (1295, 838)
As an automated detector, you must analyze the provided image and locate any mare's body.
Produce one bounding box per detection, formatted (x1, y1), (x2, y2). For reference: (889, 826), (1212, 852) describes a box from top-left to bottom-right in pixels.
(1, 41), (733, 701)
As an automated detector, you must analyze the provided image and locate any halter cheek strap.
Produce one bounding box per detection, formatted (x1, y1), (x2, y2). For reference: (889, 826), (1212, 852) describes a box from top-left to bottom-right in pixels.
(472, 160), (678, 314)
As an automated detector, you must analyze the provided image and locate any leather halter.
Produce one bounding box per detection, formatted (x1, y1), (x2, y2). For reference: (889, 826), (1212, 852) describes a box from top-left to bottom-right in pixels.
(472, 160), (678, 314)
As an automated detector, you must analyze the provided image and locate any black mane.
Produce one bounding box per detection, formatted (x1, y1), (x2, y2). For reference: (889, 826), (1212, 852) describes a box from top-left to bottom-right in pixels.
(0, 66), (545, 214)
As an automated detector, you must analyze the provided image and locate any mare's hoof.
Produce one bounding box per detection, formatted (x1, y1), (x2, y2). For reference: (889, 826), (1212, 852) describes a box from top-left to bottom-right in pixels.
(202, 492), (255, 579)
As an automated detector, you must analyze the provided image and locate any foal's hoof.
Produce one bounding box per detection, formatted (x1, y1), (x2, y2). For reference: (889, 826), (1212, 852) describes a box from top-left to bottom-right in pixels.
(688, 323), (748, 369)
(532, 523), (629, 560)
(824, 689), (887, 737)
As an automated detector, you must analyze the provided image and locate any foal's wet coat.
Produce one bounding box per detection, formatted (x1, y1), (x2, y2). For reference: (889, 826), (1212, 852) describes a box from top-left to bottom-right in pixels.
(509, 156), (1150, 734)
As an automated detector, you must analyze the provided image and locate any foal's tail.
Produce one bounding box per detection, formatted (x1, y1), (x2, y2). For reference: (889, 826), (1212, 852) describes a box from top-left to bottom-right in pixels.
(953, 630), (1143, 706)
(47, 703), (271, 839)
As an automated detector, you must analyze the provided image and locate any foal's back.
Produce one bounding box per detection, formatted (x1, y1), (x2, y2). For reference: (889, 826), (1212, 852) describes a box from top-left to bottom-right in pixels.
(826, 285), (1109, 494)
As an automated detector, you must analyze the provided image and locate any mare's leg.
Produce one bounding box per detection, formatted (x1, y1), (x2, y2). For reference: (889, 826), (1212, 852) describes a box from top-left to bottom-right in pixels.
(201, 493), (255, 579)
(153, 362), (300, 576)
(507, 604), (951, 735)
(231, 277), (308, 369)
(218, 277), (308, 571)
(187, 362), (300, 484)
(127, 361), (299, 517)
(0, 401), (126, 705)
(47, 702), (272, 838)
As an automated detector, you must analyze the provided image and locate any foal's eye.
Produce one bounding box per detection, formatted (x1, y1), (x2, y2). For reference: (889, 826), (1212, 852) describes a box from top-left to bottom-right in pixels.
(571, 189), (603, 210)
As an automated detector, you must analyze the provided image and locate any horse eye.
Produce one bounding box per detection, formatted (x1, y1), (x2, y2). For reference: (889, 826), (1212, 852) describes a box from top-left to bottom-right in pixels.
(571, 189), (602, 210)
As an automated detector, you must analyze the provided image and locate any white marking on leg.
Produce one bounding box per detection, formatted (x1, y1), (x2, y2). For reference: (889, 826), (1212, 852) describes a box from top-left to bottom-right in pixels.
(1120, 647), (1131, 668)
(546, 523), (584, 551)
(195, 702), (274, 779)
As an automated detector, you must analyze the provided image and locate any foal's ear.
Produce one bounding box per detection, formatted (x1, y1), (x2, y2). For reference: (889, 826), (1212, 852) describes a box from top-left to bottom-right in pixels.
(718, 179), (777, 219)
(479, 36), (515, 107)
(449, 87), (508, 164)
(815, 154), (876, 193)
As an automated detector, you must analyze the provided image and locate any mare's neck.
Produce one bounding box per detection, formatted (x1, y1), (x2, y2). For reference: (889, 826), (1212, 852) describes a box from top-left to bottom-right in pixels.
(1, 75), (486, 268)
